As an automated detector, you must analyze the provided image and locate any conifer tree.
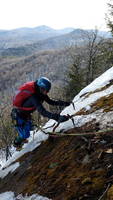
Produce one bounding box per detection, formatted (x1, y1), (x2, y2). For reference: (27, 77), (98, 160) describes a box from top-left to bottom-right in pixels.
(106, 2), (113, 33)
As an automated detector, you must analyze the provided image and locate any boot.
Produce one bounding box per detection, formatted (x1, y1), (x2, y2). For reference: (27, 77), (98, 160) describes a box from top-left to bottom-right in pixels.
(13, 136), (24, 150)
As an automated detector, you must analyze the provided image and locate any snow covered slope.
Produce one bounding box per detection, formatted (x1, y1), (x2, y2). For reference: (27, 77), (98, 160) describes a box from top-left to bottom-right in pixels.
(45, 66), (113, 132)
(1, 66), (113, 199)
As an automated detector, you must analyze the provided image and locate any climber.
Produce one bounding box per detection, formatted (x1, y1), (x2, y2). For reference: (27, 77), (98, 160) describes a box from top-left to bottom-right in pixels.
(11, 77), (71, 148)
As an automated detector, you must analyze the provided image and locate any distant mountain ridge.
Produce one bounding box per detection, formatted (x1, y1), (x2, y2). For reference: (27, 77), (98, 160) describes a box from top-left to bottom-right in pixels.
(0, 25), (110, 50)
(0, 25), (75, 35)
(0, 25), (75, 49)
(0, 25), (74, 32)
(0, 29), (85, 56)
(0, 27), (111, 57)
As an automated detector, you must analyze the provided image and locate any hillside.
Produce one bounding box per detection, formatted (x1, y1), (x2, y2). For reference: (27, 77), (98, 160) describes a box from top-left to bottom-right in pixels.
(0, 29), (84, 57)
(0, 48), (71, 93)
(0, 26), (109, 51)
(0, 28), (110, 57)
(0, 25), (75, 49)
(1, 67), (113, 199)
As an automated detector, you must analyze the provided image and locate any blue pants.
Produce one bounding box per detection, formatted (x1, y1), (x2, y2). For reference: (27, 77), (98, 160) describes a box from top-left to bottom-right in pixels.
(16, 118), (32, 139)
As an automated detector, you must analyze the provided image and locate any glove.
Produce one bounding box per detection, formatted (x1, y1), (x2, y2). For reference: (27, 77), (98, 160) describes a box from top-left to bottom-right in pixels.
(58, 115), (70, 123)
(64, 101), (72, 106)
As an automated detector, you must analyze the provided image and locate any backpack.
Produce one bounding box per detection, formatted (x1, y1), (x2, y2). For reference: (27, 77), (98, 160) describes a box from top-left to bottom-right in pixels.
(13, 81), (36, 111)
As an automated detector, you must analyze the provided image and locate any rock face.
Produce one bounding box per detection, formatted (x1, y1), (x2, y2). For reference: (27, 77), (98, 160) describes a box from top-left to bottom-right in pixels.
(1, 127), (113, 199)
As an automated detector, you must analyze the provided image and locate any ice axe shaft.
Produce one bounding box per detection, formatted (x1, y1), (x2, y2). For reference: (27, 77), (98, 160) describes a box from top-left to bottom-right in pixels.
(72, 102), (75, 110)
(53, 122), (60, 132)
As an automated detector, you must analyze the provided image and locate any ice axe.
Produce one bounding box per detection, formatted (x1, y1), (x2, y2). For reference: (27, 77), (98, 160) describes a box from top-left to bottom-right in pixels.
(45, 102), (76, 133)
(67, 114), (76, 128)
(52, 113), (76, 133)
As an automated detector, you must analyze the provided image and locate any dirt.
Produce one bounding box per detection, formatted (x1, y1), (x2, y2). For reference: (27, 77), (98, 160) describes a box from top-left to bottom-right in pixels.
(1, 124), (113, 199)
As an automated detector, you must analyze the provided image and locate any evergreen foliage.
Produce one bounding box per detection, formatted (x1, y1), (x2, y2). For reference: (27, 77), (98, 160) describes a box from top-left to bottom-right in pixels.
(65, 55), (85, 100)
(106, 2), (113, 34)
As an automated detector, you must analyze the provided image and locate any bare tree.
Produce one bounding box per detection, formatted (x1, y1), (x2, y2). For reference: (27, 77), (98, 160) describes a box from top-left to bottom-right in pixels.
(79, 29), (105, 84)
(66, 29), (111, 99)
(0, 95), (13, 161)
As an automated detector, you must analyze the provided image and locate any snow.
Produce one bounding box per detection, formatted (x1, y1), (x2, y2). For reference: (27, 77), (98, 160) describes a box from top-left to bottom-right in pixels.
(0, 150), (6, 167)
(0, 192), (14, 200)
(0, 162), (19, 178)
(0, 192), (51, 200)
(44, 83), (113, 132)
(44, 67), (113, 131)
(1, 66), (113, 196)
(76, 66), (113, 95)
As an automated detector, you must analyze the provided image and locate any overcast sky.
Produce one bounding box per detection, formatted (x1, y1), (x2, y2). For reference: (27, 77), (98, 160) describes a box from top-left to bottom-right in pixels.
(0, 0), (110, 30)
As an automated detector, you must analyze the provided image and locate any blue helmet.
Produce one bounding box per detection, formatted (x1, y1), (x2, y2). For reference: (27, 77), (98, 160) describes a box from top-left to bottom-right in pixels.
(36, 77), (51, 92)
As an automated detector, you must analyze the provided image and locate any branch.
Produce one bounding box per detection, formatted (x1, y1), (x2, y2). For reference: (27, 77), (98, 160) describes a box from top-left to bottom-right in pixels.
(98, 183), (111, 200)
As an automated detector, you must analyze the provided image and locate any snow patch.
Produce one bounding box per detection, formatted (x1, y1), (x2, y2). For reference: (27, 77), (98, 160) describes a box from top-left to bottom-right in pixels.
(0, 162), (19, 178)
(0, 192), (14, 200)
(0, 192), (51, 200)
